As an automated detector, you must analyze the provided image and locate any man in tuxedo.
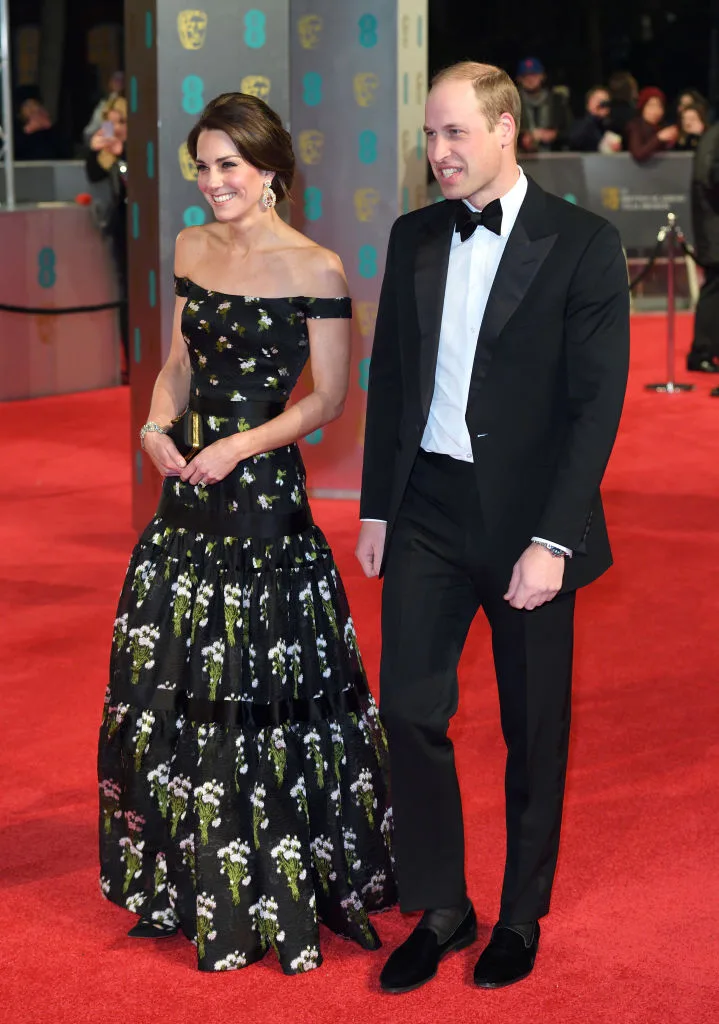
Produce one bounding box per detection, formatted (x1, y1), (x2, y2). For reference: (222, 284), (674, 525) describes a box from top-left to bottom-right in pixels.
(356, 62), (629, 993)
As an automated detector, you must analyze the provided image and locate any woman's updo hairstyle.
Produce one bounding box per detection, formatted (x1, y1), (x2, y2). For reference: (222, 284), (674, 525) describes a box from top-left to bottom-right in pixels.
(186, 92), (294, 202)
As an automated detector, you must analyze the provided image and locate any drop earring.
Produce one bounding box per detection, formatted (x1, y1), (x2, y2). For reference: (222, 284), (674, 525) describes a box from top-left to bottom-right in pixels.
(262, 179), (277, 210)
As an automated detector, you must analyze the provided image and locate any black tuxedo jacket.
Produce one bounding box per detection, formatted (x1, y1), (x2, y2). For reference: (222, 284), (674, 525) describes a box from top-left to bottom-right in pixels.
(360, 176), (630, 591)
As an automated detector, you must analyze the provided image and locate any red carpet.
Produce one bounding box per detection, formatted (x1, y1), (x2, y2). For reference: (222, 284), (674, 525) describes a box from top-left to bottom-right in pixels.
(1, 314), (716, 1023)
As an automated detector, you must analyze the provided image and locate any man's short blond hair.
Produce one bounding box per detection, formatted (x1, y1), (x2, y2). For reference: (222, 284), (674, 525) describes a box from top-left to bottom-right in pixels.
(431, 61), (521, 132)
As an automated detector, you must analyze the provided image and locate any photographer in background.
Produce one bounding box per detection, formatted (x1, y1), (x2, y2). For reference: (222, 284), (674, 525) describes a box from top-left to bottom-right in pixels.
(85, 95), (129, 383)
(83, 71), (125, 145)
(569, 87), (622, 153)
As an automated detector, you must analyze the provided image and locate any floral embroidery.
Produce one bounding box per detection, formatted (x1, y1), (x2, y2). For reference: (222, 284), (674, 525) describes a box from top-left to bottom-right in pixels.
(99, 286), (395, 975)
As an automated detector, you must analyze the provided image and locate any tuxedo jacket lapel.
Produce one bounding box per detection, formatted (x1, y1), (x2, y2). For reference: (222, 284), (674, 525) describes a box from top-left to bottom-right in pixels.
(415, 203), (456, 419)
(469, 181), (558, 399)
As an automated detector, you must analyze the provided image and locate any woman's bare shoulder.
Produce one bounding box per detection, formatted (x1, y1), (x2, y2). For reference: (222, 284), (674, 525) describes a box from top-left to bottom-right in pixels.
(174, 223), (223, 274)
(283, 231), (348, 298)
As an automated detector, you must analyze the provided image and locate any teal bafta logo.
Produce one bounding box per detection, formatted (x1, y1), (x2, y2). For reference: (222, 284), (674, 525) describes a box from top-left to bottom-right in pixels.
(183, 206), (206, 227)
(358, 130), (377, 164)
(358, 245), (377, 279)
(182, 75), (205, 115)
(304, 188), (323, 222)
(37, 247), (56, 288)
(303, 72), (322, 107)
(358, 13), (378, 47)
(358, 358), (370, 391)
(304, 429), (323, 445)
(244, 9), (266, 49)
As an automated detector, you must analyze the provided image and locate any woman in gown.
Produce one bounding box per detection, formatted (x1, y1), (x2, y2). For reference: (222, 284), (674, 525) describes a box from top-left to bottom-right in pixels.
(98, 92), (396, 974)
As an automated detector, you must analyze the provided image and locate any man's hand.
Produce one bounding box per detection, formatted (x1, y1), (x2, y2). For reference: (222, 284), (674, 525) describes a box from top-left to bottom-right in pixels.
(355, 521), (387, 578)
(504, 543), (565, 610)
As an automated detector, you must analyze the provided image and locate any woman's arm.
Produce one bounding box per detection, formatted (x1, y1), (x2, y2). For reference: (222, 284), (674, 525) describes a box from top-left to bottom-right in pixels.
(140, 233), (194, 476)
(146, 297), (192, 427)
(626, 119), (662, 162)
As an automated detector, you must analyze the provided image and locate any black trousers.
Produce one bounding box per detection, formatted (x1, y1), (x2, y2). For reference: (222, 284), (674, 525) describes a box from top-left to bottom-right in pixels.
(689, 265), (719, 362)
(380, 450), (575, 924)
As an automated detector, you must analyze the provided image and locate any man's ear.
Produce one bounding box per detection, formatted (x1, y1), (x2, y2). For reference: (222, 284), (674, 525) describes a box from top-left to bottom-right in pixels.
(498, 113), (517, 149)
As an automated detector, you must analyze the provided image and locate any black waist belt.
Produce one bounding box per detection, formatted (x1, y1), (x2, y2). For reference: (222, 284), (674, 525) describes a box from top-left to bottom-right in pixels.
(157, 496), (313, 538)
(142, 681), (365, 727)
(189, 394), (286, 419)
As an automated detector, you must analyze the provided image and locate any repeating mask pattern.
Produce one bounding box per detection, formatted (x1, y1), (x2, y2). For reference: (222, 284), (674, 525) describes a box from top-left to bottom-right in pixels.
(177, 10), (209, 50)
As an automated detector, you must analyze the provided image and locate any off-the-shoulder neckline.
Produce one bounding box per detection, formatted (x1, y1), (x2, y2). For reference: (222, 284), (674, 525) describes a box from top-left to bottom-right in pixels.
(176, 276), (350, 303)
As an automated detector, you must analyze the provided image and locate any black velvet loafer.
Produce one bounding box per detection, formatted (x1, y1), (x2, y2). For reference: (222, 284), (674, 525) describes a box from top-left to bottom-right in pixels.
(380, 904), (477, 994)
(473, 922), (539, 988)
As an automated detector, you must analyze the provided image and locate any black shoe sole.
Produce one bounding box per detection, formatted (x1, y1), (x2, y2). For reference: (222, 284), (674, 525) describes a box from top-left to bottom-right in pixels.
(474, 954), (537, 989)
(475, 966), (534, 989)
(380, 923), (478, 995)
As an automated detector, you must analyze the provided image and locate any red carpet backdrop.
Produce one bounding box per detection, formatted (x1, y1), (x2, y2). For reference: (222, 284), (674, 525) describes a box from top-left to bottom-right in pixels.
(0, 314), (716, 1023)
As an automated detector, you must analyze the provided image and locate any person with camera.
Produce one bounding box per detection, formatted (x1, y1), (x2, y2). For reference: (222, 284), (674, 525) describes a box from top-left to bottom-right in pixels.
(569, 87), (622, 153)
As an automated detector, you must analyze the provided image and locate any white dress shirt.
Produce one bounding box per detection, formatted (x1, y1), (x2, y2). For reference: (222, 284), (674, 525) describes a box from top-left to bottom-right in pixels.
(366, 166), (570, 555)
(420, 168), (527, 460)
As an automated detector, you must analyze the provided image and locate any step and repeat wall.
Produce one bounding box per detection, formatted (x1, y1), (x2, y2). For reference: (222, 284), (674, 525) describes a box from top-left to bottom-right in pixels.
(125, 0), (427, 527)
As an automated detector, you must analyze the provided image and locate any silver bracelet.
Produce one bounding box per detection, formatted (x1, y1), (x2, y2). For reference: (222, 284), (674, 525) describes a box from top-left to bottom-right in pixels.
(139, 421), (167, 449)
(531, 539), (570, 559)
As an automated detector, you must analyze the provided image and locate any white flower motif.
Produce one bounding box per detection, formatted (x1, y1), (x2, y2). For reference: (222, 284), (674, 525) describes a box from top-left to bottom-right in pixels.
(214, 951), (248, 971)
(290, 946), (320, 972)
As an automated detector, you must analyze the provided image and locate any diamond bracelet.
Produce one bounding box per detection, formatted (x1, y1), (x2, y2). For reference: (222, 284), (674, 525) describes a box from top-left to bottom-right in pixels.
(139, 421), (167, 449)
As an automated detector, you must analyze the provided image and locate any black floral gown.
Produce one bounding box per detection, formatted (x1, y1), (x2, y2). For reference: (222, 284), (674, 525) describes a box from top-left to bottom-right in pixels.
(98, 277), (396, 974)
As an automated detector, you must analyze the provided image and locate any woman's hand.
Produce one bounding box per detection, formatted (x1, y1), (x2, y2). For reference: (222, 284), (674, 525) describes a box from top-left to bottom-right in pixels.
(143, 431), (187, 477)
(90, 129), (111, 151)
(658, 125), (679, 145)
(90, 130), (122, 155)
(180, 435), (247, 486)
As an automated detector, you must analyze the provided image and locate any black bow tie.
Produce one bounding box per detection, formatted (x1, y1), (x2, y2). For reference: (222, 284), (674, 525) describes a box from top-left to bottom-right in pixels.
(455, 198), (503, 240)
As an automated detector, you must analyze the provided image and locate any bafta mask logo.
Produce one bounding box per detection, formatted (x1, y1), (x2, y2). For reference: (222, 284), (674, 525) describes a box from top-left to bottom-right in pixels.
(298, 130), (325, 166)
(401, 129), (411, 155)
(298, 14), (323, 49)
(241, 75), (271, 100)
(178, 142), (198, 181)
(601, 187), (621, 211)
(416, 71), (425, 106)
(354, 188), (381, 223)
(401, 14), (410, 48)
(177, 10), (208, 50)
(356, 301), (378, 338)
(353, 72), (380, 108)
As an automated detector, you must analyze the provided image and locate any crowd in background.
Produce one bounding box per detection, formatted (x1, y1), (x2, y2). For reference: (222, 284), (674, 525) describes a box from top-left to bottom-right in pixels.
(11, 59), (714, 166)
(514, 57), (712, 161)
